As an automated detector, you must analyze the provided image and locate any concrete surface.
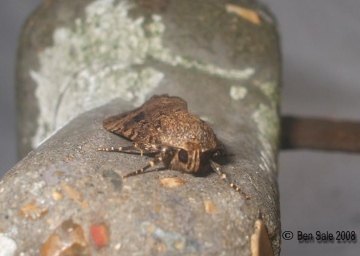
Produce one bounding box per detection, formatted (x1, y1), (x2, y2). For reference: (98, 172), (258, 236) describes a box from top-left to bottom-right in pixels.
(0, 96), (280, 255)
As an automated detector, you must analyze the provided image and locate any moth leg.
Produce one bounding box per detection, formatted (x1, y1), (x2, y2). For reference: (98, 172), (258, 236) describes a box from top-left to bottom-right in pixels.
(122, 151), (173, 178)
(210, 160), (250, 200)
(97, 143), (160, 155)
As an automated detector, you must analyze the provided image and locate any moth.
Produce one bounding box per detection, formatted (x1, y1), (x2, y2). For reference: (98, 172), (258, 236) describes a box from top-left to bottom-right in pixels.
(98, 94), (249, 199)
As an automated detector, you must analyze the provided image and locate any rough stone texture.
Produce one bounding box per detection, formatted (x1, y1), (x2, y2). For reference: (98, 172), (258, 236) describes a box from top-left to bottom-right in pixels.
(11, 0), (281, 255)
(1, 97), (280, 255)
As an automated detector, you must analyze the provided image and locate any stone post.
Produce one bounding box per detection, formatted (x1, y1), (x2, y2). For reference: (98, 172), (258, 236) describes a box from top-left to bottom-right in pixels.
(2, 0), (281, 255)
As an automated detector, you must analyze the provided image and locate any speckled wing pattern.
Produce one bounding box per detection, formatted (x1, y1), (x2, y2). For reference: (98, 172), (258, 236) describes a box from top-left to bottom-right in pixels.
(103, 94), (219, 151)
(103, 95), (188, 145)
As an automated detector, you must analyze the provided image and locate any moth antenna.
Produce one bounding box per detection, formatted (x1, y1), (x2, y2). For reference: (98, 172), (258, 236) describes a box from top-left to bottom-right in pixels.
(210, 160), (250, 200)
(97, 143), (160, 155)
(98, 146), (126, 152)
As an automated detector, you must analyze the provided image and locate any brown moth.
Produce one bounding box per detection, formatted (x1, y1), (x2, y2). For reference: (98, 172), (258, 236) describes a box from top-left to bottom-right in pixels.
(98, 94), (249, 199)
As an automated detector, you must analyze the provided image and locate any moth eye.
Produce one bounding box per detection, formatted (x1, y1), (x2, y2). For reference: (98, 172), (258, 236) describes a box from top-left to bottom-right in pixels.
(212, 150), (220, 157)
(178, 149), (188, 163)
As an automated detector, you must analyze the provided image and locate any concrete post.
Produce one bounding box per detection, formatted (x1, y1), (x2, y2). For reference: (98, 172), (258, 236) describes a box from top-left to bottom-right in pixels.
(2, 0), (281, 255)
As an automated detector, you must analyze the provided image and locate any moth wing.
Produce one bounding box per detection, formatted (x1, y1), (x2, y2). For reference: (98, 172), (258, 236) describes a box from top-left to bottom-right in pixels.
(102, 111), (131, 134)
(103, 95), (188, 143)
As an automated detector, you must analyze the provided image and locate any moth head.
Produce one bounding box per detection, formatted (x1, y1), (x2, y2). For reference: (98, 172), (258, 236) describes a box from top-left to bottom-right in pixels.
(169, 141), (226, 173)
(170, 148), (200, 173)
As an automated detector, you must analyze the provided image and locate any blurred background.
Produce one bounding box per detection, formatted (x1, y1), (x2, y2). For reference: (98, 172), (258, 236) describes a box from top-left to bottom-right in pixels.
(0, 1), (359, 255)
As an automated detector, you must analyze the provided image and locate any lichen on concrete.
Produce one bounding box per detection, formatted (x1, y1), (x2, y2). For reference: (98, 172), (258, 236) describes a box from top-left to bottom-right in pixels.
(30, 0), (163, 148)
(252, 103), (279, 174)
(230, 85), (248, 101)
(30, 0), (255, 149)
